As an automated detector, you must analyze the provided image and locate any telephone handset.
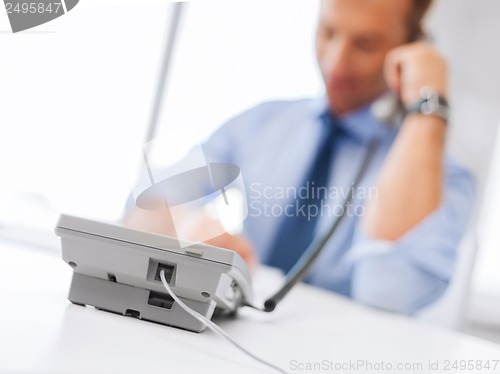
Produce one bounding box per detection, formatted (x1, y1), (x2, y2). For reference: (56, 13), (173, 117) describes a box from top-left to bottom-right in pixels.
(370, 91), (407, 128)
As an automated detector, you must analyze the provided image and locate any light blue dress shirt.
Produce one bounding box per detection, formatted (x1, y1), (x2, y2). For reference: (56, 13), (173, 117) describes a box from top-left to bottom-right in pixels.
(195, 97), (475, 314)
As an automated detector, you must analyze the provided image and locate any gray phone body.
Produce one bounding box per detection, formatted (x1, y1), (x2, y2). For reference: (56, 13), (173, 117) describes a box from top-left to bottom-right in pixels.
(55, 214), (253, 332)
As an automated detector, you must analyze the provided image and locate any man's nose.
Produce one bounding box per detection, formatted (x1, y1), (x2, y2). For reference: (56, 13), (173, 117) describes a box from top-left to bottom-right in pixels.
(322, 39), (352, 76)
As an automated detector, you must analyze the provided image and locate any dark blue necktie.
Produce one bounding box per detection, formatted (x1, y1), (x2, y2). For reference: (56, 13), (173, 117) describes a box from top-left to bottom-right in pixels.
(267, 112), (340, 274)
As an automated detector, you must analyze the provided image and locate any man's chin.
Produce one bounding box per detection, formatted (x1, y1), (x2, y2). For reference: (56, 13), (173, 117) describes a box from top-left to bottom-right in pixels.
(327, 96), (367, 116)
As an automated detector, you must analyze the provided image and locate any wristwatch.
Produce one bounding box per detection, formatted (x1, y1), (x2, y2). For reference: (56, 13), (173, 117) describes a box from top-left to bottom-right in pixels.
(406, 86), (450, 123)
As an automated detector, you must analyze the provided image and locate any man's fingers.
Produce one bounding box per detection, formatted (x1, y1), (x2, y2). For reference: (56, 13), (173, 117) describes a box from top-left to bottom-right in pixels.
(206, 233), (258, 269)
(383, 42), (447, 107)
(384, 48), (404, 95)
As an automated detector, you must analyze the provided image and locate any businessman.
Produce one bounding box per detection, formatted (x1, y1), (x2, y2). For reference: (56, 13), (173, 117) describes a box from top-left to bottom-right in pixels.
(126, 0), (475, 314)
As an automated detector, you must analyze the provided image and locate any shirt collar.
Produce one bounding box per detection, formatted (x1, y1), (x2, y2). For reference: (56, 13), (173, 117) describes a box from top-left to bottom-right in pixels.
(317, 99), (394, 145)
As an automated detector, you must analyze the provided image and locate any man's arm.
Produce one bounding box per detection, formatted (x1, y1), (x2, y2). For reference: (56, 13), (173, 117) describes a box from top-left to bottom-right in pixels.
(363, 42), (448, 241)
(349, 157), (475, 314)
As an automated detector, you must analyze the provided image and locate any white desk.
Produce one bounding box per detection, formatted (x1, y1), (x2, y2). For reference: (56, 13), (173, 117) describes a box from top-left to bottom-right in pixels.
(1, 237), (499, 374)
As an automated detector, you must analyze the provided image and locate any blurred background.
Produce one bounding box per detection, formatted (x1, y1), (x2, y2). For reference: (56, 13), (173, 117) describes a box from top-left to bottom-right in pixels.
(0, 0), (498, 341)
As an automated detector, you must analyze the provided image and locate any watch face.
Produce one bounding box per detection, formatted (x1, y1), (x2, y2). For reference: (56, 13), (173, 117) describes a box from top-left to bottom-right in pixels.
(417, 87), (450, 121)
(421, 100), (436, 115)
(420, 91), (441, 115)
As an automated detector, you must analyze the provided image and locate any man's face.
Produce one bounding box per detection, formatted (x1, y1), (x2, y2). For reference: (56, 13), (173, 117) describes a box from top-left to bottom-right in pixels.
(316, 0), (412, 115)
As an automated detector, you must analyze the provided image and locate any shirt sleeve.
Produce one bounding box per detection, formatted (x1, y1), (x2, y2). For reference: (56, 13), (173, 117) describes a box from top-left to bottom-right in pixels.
(346, 155), (476, 315)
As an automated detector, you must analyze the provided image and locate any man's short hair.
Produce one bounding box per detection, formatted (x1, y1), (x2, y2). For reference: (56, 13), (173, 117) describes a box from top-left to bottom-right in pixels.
(408, 0), (434, 41)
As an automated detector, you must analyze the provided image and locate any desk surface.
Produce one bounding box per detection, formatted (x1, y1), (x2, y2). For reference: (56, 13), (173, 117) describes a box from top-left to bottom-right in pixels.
(1, 237), (499, 374)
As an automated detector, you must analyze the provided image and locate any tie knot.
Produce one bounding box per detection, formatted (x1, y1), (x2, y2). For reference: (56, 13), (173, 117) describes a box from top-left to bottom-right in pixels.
(319, 110), (341, 144)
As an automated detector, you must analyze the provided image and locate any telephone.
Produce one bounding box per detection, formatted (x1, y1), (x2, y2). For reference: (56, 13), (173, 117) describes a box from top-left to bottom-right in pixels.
(371, 91), (407, 128)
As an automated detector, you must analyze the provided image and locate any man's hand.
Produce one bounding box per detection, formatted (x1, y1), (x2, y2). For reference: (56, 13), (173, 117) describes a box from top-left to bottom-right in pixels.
(362, 42), (447, 241)
(183, 217), (258, 269)
(384, 41), (448, 107)
(206, 233), (257, 268)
